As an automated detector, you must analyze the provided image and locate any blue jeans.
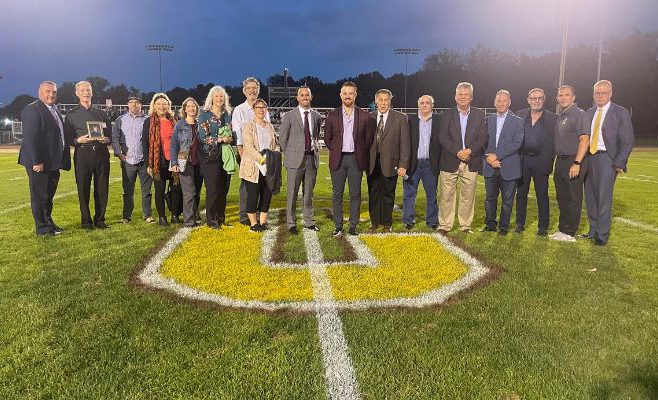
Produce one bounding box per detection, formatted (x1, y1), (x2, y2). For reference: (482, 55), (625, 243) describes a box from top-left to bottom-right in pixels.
(402, 159), (438, 226)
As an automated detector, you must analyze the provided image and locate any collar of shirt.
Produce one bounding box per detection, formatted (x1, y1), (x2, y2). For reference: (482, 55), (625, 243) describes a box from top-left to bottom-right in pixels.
(377, 110), (389, 126)
(458, 107), (470, 117)
(597, 102), (611, 113)
(299, 105), (313, 130)
(342, 106), (354, 120)
(560, 103), (578, 116)
(418, 112), (432, 122)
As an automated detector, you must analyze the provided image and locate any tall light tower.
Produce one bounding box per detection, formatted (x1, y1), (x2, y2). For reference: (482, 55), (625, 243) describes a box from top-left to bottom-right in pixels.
(394, 48), (420, 110)
(146, 44), (174, 92)
(557, 3), (570, 112)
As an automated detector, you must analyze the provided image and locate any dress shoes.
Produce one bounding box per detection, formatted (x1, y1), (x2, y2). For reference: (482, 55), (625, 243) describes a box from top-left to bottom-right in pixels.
(289, 226), (299, 235)
(382, 225), (393, 232)
(95, 222), (109, 229)
(37, 230), (61, 237)
(53, 225), (64, 233)
(536, 228), (548, 236)
(594, 238), (607, 246)
(170, 215), (181, 224)
(158, 217), (170, 226)
(437, 229), (448, 235)
(498, 229), (509, 236)
(304, 225), (320, 231)
(404, 223), (414, 230)
(348, 227), (358, 236)
(514, 225), (524, 234)
(480, 226), (497, 232)
(368, 225), (380, 232)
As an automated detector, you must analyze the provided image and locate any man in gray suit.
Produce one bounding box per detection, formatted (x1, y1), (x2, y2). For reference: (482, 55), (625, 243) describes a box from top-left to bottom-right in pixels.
(583, 80), (634, 245)
(279, 87), (322, 234)
(481, 90), (524, 235)
(368, 89), (410, 231)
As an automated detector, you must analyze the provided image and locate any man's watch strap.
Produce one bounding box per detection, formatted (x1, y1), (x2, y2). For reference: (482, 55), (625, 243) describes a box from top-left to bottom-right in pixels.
(573, 160), (581, 166)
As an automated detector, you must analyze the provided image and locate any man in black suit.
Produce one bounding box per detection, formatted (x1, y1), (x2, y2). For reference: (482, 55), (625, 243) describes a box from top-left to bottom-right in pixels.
(437, 82), (487, 234)
(403, 94), (441, 230)
(514, 88), (557, 236)
(583, 80), (634, 245)
(18, 81), (71, 236)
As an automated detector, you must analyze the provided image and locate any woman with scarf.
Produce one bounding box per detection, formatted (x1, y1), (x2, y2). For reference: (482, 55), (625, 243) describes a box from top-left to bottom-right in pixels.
(197, 86), (235, 229)
(170, 97), (202, 227)
(141, 93), (182, 226)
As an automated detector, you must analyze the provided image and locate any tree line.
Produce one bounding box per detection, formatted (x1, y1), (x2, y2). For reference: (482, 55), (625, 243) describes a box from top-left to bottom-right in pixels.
(2, 31), (656, 137)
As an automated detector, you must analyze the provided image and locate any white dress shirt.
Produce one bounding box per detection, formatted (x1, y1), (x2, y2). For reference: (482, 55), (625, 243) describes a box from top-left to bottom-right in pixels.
(590, 101), (610, 151)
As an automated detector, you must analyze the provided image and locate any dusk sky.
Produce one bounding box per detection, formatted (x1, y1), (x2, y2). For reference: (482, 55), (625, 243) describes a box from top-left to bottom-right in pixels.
(2, 0), (657, 105)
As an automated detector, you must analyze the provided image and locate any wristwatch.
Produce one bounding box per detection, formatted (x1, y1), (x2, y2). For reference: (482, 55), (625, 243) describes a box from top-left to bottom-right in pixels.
(573, 160), (581, 166)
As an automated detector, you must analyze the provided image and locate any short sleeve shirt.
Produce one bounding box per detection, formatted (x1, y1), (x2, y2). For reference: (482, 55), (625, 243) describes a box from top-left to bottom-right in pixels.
(555, 104), (588, 156)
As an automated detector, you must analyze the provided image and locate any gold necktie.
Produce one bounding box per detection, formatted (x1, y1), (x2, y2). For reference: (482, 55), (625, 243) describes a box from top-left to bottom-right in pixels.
(590, 108), (603, 154)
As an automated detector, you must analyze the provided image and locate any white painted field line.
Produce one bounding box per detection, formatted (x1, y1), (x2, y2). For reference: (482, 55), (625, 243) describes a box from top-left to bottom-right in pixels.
(303, 228), (361, 400)
(0, 177), (121, 216)
(614, 217), (658, 233)
(0, 168), (24, 173)
(618, 176), (658, 184)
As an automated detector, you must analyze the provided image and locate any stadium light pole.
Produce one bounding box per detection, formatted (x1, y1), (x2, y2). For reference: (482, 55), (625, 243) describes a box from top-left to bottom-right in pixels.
(146, 44), (174, 92)
(394, 48), (420, 110)
(557, 3), (570, 113)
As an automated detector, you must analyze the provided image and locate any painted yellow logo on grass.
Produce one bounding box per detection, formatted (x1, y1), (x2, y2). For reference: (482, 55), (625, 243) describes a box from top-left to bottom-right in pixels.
(139, 210), (490, 311)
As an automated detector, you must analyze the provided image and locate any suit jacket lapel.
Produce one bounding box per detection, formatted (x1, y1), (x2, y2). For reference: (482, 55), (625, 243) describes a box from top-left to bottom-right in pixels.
(380, 111), (393, 141)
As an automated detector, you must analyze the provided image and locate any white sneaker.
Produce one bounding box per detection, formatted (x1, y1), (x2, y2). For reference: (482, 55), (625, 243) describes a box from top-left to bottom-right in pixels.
(551, 232), (576, 242)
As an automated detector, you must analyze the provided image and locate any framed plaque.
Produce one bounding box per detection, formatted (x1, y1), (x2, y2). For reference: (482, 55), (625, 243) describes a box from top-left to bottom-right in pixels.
(86, 121), (104, 140)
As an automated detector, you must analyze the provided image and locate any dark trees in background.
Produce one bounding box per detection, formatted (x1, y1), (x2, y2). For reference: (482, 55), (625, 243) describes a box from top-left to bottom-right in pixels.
(1, 32), (657, 136)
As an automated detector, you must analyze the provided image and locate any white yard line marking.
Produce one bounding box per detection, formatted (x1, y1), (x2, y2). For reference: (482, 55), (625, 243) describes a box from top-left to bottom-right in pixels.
(614, 217), (658, 233)
(8, 177), (25, 181)
(0, 177), (121, 216)
(304, 228), (361, 400)
(618, 176), (658, 184)
(0, 168), (24, 173)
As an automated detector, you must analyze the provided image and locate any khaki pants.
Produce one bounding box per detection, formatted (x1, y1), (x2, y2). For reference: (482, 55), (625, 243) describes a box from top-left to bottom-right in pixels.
(438, 163), (478, 231)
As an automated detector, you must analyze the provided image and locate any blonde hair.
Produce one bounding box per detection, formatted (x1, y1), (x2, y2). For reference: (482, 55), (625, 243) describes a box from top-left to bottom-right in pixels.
(148, 92), (173, 116)
(179, 97), (200, 120)
(75, 80), (92, 91)
(203, 86), (232, 114)
(594, 80), (612, 90)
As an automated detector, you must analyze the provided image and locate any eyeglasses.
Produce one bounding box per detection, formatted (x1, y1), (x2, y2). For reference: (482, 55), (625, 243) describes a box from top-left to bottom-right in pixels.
(528, 97), (545, 101)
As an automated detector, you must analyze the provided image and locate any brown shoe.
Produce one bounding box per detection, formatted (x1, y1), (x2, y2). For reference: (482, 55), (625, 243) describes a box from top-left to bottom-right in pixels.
(437, 229), (448, 235)
(368, 225), (380, 232)
(383, 225), (393, 232)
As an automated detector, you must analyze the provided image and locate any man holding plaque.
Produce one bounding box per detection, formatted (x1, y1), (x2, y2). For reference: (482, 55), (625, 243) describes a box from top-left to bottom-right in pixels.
(64, 80), (112, 229)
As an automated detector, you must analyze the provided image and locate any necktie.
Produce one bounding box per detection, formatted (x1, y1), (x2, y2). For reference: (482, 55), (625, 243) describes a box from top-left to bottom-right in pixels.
(590, 108), (603, 154)
(377, 114), (384, 148)
(49, 105), (65, 147)
(303, 111), (311, 152)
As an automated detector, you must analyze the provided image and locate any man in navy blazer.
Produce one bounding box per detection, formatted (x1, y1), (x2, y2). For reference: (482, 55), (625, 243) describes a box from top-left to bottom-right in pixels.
(403, 94), (441, 229)
(18, 81), (71, 236)
(482, 90), (524, 235)
(583, 80), (634, 245)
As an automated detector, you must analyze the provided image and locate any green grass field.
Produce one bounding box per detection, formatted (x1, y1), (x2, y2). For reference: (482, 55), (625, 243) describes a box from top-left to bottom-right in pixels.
(1, 147), (657, 399)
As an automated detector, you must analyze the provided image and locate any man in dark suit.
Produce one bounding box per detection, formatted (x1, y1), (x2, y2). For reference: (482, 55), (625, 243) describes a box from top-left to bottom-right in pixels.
(482, 90), (524, 235)
(279, 87), (322, 234)
(583, 80), (634, 245)
(403, 94), (441, 230)
(18, 81), (71, 236)
(514, 88), (557, 236)
(368, 89), (411, 231)
(438, 82), (487, 234)
(323, 81), (375, 237)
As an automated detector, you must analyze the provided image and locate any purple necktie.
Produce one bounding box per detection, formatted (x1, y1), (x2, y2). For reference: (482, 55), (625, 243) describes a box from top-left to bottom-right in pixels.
(304, 111), (311, 151)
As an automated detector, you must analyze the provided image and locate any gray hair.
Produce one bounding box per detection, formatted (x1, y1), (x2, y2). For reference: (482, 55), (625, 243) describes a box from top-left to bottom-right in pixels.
(417, 94), (434, 106)
(527, 88), (545, 97)
(455, 82), (474, 95)
(75, 80), (92, 91)
(242, 77), (260, 89)
(557, 85), (575, 95)
(203, 86), (232, 114)
(375, 89), (393, 99)
(594, 80), (612, 90)
(495, 90), (511, 100)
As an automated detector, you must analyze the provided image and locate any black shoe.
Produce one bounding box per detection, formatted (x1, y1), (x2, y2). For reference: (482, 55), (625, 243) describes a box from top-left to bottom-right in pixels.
(594, 238), (607, 246)
(158, 217), (170, 226)
(348, 227), (358, 236)
(304, 225), (320, 231)
(260, 223), (269, 231)
(577, 233), (593, 240)
(37, 230), (57, 237)
(332, 228), (343, 237)
(171, 215), (181, 224)
(537, 229), (548, 236)
(368, 225), (379, 232)
(95, 222), (109, 229)
(514, 225), (524, 234)
(183, 222), (197, 228)
(250, 224), (262, 233)
(82, 224), (94, 230)
(208, 224), (220, 230)
(428, 224), (438, 230)
(498, 229), (509, 236)
(404, 223), (414, 230)
(289, 226), (299, 235)
(480, 226), (497, 232)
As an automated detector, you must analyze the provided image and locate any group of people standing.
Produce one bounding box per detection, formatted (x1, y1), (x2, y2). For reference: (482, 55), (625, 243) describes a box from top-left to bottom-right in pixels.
(19, 77), (633, 246)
